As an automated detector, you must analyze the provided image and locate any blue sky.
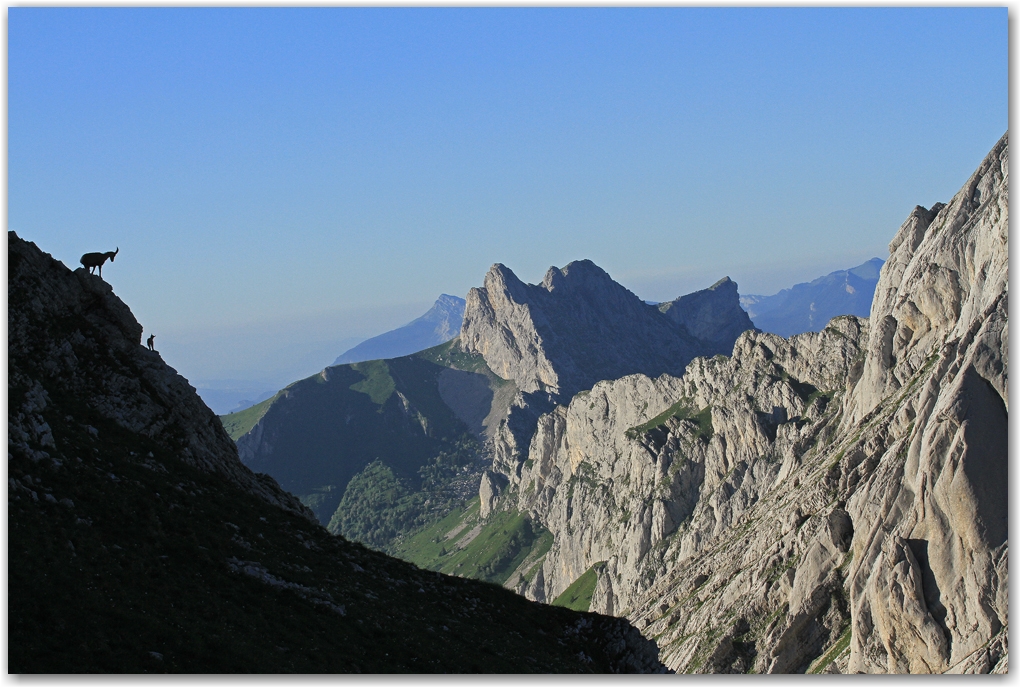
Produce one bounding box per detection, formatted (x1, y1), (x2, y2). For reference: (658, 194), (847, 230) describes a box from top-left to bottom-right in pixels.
(8, 7), (1007, 403)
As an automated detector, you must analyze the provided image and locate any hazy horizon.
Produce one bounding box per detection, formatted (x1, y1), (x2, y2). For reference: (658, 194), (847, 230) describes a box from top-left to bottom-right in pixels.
(9, 8), (1007, 406)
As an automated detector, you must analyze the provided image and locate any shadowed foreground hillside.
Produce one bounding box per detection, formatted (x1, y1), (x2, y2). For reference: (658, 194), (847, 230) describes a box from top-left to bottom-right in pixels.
(7, 232), (665, 674)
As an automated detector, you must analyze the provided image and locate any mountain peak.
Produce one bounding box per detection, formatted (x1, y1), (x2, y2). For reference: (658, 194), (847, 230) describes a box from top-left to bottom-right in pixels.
(333, 294), (466, 366)
(847, 257), (884, 281)
(658, 277), (753, 353)
(541, 259), (615, 293)
(740, 259), (886, 337)
(461, 259), (751, 399)
(436, 293), (464, 307)
(482, 263), (529, 301)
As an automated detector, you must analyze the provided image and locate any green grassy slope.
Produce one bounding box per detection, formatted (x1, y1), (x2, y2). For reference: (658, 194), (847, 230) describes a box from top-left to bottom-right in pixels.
(215, 339), (558, 597)
(217, 339), (517, 560)
(552, 564), (603, 612)
(348, 359), (397, 405)
(223, 353), (483, 525)
(220, 394), (278, 441)
(416, 338), (494, 375)
(625, 401), (713, 442)
(392, 498), (554, 587)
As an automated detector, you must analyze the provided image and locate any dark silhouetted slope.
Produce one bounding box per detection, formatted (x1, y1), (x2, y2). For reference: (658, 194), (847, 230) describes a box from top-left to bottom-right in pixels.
(7, 232), (666, 674)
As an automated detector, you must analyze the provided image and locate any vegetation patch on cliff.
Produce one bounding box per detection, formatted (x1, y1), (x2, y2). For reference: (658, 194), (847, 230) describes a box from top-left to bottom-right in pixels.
(395, 504), (552, 586)
(807, 627), (851, 674)
(625, 400), (713, 442)
(392, 497), (481, 561)
(328, 436), (483, 552)
(349, 360), (397, 406)
(417, 338), (499, 378)
(552, 563), (604, 612)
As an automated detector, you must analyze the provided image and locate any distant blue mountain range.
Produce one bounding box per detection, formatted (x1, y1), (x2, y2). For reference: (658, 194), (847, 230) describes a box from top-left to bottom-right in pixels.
(333, 294), (466, 365)
(740, 258), (884, 337)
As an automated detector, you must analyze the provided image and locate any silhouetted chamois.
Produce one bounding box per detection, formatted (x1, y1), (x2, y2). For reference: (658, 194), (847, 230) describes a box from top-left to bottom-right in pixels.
(80, 248), (119, 277)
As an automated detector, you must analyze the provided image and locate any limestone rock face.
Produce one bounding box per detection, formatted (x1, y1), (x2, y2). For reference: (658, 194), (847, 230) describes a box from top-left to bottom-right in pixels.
(504, 320), (865, 632)
(7, 232), (314, 521)
(659, 277), (755, 353)
(484, 133), (1008, 673)
(460, 260), (751, 401)
(478, 470), (508, 518)
(841, 132), (1008, 674)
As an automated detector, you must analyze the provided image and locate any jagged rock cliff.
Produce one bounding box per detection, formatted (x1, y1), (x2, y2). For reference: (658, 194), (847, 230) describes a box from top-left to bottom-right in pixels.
(659, 276), (755, 352)
(840, 133), (1008, 673)
(501, 317), (866, 615)
(461, 259), (755, 518)
(235, 258), (756, 527)
(484, 133), (1008, 673)
(460, 259), (751, 401)
(8, 232), (667, 673)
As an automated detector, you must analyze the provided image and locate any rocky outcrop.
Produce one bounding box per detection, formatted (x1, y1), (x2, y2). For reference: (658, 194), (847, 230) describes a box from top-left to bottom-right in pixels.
(482, 133), (1008, 673)
(504, 317), (866, 618)
(460, 260), (752, 401)
(7, 231), (313, 521)
(840, 132), (1008, 673)
(659, 277), (755, 353)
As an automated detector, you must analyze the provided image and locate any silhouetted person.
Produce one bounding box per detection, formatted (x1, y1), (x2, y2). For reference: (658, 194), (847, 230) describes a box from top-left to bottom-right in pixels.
(80, 248), (119, 278)
(147, 334), (155, 351)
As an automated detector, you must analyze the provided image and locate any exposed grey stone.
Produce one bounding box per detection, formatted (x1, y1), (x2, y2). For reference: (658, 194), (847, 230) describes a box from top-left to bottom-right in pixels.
(478, 470), (507, 518)
(460, 259), (751, 401)
(659, 277), (754, 353)
(480, 133), (1008, 674)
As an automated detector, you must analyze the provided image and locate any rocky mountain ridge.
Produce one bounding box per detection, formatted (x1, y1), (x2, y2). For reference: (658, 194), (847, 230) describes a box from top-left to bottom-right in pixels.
(840, 134), (1007, 673)
(229, 259), (754, 541)
(8, 233), (313, 522)
(659, 276), (755, 352)
(479, 133), (1008, 673)
(460, 259), (751, 402)
(217, 133), (1005, 673)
